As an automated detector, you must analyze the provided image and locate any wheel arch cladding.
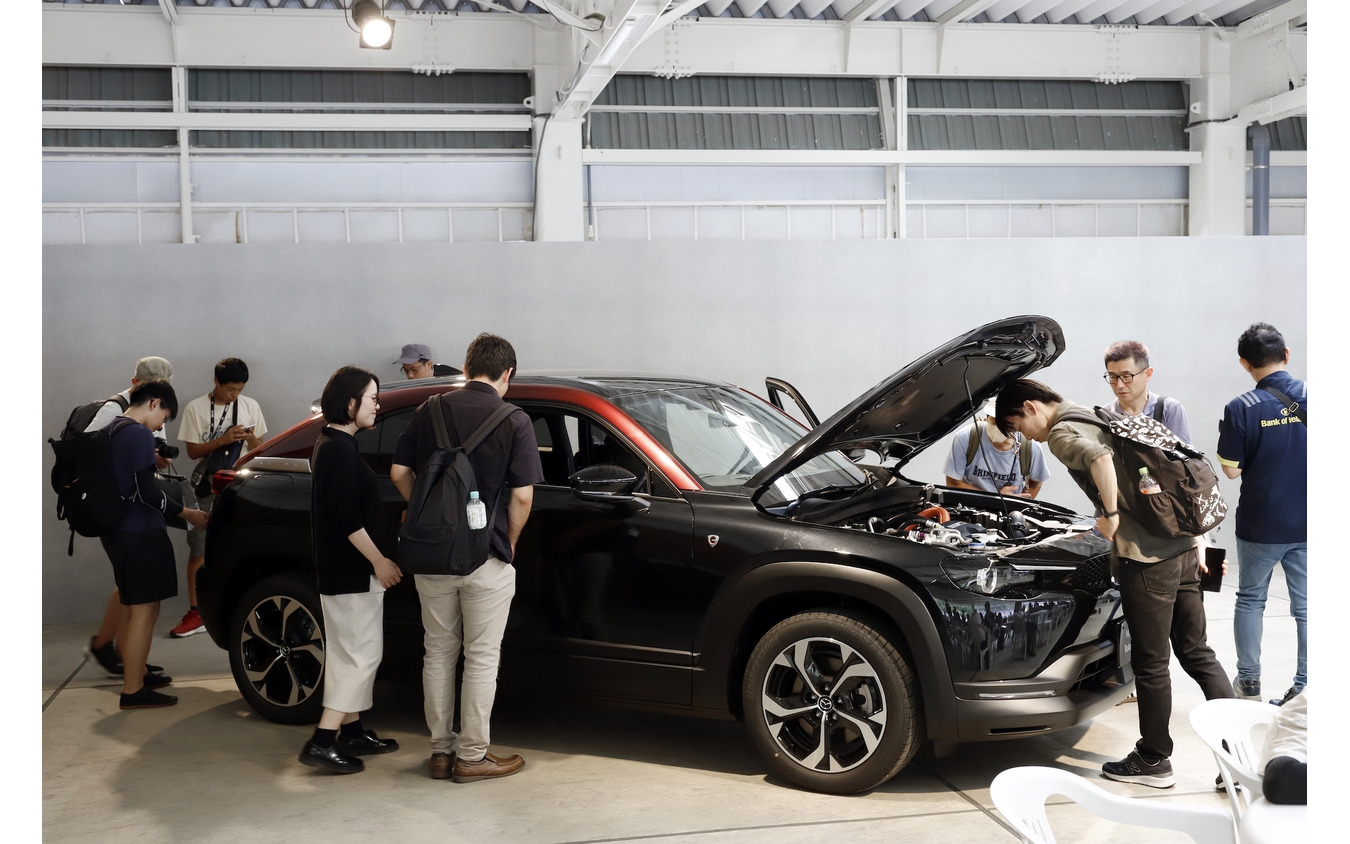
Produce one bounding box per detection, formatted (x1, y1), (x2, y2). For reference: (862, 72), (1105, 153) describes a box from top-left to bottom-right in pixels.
(694, 561), (955, 736)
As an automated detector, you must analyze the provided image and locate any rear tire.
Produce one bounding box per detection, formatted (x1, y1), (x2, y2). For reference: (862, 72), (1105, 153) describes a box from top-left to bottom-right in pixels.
(227, 574), (326, 725)
(742, 610), (921, 794)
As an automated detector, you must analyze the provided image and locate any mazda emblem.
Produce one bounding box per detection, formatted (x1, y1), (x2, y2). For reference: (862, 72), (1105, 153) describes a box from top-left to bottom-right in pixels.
(707, 535), (719, 548)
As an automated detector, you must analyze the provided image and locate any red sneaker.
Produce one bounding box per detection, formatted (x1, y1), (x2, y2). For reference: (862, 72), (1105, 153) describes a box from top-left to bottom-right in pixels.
(169, 608), (205, 638)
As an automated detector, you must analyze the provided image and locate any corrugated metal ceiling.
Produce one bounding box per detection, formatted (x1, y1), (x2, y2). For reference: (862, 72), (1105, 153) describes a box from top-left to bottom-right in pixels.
(43, 0), (1295, 28)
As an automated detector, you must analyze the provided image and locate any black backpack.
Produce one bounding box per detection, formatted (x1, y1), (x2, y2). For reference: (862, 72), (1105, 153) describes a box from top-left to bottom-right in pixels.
(397, 397), (517, 576)
(1055, 406), (1228, 538)
(59, 394), (130, 441)
(48, 416), (138, 555)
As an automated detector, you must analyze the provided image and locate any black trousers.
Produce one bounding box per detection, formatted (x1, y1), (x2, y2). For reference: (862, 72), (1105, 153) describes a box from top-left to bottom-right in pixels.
(1117, 546), (1234, 760)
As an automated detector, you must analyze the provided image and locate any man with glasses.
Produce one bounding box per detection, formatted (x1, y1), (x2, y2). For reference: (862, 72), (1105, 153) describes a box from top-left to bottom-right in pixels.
(394, 344), (462, 380)
(1103, 340), (1193, 446)
(1102, 341), (1197, 708)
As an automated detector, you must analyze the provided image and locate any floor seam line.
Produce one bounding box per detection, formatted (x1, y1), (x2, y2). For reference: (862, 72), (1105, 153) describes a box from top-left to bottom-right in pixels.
(917, 758), (1024, 840)
(547, 805), (996, 844)
(43, 657), (89, 712)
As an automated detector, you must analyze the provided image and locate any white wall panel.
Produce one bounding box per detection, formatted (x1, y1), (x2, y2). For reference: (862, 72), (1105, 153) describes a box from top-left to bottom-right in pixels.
(1246, 166), (1307, 199)
(588, 165), (886, 202)
(43, 161), (180, 203)
(191, 160), (533, 203)
(905, 165), (1189, 200)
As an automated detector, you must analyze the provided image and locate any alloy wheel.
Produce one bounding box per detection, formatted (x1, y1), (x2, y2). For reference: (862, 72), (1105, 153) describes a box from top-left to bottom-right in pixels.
(758, 636), (888, 773)
(237, 592), (325, 711)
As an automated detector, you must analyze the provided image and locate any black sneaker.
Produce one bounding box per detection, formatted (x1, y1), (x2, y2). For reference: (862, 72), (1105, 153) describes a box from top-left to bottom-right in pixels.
(1269, 686), (1301, 706)
(1101, 750), (1175, 788)
(1232, 675), (1261, 700)
(119, 687), (178, 710)
(143, 671), (173, 689)
(86, 637), (123, 678)
(1216, 773), (1241, 792)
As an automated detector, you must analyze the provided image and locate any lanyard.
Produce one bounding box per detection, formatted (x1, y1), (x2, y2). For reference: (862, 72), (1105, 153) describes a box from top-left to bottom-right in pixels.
(207, 393), (235, 441)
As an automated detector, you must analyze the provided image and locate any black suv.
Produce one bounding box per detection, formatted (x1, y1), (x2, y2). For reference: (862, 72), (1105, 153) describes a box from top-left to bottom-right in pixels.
(198, 315), (1131, 794)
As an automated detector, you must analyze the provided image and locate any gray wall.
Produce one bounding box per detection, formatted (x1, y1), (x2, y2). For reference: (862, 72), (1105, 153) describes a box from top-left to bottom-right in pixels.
(43, 237), (1307, 624)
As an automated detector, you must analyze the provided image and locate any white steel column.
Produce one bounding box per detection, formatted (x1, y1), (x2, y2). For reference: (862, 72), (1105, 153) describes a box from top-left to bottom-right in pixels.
(893, 76), (907, 239)
(1187, 118), (1247, 235)
(1186, 35), (1245, 236)
(172, 66), (195, 245)
(533, 117), (585, 242)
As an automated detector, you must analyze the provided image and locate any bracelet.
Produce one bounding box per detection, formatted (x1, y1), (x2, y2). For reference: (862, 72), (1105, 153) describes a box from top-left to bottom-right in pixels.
(1102, 510), (1118, 517)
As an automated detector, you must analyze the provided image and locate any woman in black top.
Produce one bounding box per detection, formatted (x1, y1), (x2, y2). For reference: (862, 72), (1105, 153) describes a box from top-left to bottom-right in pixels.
(298, 366), (403, 774)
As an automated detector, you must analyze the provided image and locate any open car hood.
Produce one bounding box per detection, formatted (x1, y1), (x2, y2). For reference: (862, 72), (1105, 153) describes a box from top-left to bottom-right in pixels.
(748, 315), (1065, 493)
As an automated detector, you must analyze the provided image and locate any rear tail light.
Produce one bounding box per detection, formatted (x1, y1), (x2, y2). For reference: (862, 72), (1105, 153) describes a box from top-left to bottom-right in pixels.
(211, 469), (238, 496)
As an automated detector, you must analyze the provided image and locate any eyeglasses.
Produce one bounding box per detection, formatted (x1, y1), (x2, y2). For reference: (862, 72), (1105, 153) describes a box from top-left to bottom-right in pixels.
(1103, 369), (1146, 385)
(400, 364), (425, 375)
(360, 394), (380, 405)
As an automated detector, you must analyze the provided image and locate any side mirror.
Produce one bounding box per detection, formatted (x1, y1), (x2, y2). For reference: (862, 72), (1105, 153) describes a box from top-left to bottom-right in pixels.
(569, 464), (649, 514)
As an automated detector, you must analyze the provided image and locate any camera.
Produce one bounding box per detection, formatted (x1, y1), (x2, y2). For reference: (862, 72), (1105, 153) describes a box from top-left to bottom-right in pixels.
(156, 441), (179, 460)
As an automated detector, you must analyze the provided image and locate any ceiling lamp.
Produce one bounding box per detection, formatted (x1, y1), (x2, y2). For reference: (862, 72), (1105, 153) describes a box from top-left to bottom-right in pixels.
(353, 1), (395, 50)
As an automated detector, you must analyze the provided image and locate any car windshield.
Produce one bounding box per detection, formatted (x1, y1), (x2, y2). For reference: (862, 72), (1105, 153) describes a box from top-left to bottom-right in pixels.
(610, 385), (867, 505)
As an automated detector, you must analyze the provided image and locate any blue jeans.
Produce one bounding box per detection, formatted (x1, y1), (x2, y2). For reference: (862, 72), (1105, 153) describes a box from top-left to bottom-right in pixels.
(1234, 538), (1307, 691)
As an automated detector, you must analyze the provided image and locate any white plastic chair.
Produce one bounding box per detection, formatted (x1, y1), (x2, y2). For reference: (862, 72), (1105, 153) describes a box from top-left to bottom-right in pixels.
(1188, 698), (1279, 825)
(990, 766), (1236, 844)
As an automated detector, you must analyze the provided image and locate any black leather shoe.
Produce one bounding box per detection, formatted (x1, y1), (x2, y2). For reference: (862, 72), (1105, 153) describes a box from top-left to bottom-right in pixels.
(337, 729), (399, 756)
(298, 740), (364, 774)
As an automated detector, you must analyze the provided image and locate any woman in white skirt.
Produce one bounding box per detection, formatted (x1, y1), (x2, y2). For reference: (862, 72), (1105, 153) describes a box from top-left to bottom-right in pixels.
(298, 366), (403, 774)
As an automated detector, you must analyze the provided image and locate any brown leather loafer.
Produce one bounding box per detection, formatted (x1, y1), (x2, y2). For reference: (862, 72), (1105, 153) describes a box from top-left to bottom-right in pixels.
(429, 752), (456, 780)
(451, 751), (524, 783)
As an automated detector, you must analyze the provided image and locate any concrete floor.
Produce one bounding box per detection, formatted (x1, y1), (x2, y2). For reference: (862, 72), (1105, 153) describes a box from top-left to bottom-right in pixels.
(42, 569), (1300, 844)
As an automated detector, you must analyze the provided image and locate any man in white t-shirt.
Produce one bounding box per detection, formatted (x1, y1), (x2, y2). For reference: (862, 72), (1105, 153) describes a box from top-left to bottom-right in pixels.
(171, 357), (267, 637)
(944, 406), (1050, 498)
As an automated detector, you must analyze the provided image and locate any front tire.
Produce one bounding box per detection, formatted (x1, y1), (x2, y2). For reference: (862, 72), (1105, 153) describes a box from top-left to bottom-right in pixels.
(227, 574), (326, 725)
(742, 611), (921, 794)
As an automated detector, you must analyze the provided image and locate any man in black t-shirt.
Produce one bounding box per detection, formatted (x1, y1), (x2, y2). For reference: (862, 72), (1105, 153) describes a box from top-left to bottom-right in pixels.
(391, 334), (543, 783)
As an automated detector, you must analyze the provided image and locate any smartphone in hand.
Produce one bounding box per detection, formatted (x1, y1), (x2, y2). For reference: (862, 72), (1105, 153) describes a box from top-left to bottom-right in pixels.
(1201, 546), (1225, 592)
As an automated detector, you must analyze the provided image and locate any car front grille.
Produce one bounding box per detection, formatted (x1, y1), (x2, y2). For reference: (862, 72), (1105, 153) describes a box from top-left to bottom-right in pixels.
(1068, 625), (1123, 693)
(1063, 553), (1112, 591)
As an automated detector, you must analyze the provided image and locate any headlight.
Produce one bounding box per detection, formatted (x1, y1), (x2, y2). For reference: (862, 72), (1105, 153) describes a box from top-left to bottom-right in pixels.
(940, 557), (1039, 597)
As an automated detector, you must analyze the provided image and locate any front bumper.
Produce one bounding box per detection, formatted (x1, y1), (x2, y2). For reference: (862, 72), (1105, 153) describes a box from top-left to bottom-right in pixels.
(945, 624), (1134, 740)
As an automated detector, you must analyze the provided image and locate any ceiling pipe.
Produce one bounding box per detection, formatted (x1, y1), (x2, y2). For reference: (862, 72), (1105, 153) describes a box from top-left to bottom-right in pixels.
(1248, 122), (1270, 236)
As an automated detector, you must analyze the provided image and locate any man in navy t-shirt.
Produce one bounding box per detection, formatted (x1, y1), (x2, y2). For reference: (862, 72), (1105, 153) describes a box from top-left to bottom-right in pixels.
(1217, 323), (1307, 707)
(103, 380), (210, 709)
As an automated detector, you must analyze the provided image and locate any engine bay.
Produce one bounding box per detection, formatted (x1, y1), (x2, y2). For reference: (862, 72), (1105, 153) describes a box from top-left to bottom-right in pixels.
(848, 497), (1096, 554)
(786, 480), (1108, 562)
